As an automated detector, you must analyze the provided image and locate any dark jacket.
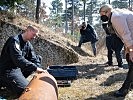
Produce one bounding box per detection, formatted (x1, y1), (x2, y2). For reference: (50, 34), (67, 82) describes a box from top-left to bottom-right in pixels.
(80, 24), (98, 44)
(102, 23), (111, 35)
(102, 23), (124, 51)
(0, 34), (41, 73)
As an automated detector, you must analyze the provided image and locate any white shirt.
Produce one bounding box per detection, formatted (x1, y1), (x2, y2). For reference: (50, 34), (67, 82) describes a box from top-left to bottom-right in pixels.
(111, 9), (133, 48)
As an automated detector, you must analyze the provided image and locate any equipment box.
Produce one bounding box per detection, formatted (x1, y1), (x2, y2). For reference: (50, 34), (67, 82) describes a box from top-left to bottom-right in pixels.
(47, 65), (78, 80)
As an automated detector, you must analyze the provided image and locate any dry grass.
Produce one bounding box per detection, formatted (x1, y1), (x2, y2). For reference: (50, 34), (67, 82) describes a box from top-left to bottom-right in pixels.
(58, 55), (129, 100)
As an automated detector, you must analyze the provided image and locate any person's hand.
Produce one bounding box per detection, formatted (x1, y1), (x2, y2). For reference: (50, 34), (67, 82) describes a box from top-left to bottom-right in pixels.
(36, 67), (48, 74)
(129, 51), (133, 62)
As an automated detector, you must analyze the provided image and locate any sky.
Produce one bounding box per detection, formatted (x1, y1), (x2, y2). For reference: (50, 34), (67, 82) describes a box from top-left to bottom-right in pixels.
(41, 0), (115, 15)
(42, 0), (65, 15)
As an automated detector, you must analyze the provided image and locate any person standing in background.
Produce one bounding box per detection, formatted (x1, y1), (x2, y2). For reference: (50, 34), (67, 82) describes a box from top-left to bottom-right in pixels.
(78, 22), (99, 56)
(99, 4), (133, 97)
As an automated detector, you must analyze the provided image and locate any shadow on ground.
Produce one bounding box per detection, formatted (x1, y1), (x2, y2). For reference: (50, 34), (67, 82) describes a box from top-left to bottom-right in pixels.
(77, 63), (120, 79)
(84, 90), (125, 100)
(100, 72), (126, 86)
(75, 63), (127, 100)
(76, 63), (128, 79)
(70, 44), (92, 57)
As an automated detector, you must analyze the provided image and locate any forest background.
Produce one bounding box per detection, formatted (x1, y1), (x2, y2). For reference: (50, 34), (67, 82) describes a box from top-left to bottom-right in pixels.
(0, 0), (131, 41)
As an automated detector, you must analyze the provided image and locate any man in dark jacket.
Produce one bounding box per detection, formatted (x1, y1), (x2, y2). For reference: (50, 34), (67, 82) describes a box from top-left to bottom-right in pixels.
(0, 25), (47, 98)
(78, 22), (87, 47)
(102, 23), (124, 67)
(78, 22), (98, 56)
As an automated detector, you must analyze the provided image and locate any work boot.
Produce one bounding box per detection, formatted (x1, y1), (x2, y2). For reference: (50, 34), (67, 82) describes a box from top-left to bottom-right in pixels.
(105, 61), (113, 66)
(118, 63), (123, 68)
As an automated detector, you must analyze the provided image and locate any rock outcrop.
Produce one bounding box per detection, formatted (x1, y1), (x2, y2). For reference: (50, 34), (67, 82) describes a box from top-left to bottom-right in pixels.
(0, 20), (79, 68)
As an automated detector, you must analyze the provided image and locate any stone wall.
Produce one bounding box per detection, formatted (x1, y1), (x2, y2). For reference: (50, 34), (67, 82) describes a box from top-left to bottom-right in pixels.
(0, 21), (79, 68)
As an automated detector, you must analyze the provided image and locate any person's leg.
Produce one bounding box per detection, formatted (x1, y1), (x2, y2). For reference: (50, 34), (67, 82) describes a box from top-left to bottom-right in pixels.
(106, 36), (113, 65)
(78, 36), (83, 47)
(115, 49), (123, 67)
(114, 53), (133, 97)
(91, 42), (97, 56)
(113, 35), (124, 67)
(2, 68), (29, 98)
(107, 48), (113, 65)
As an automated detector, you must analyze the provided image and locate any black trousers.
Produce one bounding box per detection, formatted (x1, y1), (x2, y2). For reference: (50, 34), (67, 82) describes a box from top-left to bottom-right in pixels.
(78, 35), (97, 56)
(0, 55), (42, 99)
(120, 53), (133, 90)
(0, 67), (34, 98)
(106, 34), (124, 65)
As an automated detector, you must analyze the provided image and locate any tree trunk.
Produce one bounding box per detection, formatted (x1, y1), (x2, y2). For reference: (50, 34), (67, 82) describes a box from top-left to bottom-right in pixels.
(71, 0), (74, 35)
(36, 0), (41, 23)
(65, 0), (68, 34)
(83, 0), (86, 21)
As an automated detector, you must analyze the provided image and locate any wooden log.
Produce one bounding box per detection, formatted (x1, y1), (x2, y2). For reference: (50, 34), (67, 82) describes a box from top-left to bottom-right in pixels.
(19, 73), (58, 100)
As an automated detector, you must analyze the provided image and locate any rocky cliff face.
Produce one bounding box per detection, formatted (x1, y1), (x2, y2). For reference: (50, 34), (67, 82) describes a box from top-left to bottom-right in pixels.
(0, 20), (79, 68)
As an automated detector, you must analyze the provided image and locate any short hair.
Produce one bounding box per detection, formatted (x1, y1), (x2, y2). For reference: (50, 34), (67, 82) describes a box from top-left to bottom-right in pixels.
(27, 25), (38, 33)
(82, 22), (87, 26)
(99, 4), (113, 13)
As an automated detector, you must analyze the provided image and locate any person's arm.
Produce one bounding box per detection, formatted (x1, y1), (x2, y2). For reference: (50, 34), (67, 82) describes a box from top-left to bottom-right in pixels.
(9, 40), (37, 71)
(27, 43), (48, 73)
(111, 13), (133, 48)
(80, 29), (86, 35)
(112, 12), (133, 62)
(87, 24), (99, 40)
(27, 42), (42, 68)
